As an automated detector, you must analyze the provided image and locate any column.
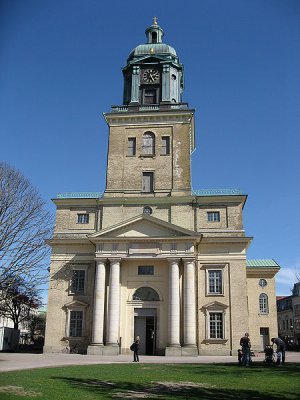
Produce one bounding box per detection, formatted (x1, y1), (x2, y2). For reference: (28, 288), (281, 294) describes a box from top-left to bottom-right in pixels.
(106, 258), (121, 345)
(130, 66), (140, 103)
(168, 258), (181, 347)
(91, 259), (106, 345)
(183, 259), (197, 347)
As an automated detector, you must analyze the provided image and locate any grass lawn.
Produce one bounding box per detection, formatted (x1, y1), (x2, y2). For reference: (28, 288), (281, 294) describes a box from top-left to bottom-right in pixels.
(0, 363), (299, 399)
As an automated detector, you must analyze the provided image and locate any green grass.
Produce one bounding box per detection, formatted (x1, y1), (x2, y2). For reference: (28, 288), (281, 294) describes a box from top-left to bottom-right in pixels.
(0, 363), (299, 399)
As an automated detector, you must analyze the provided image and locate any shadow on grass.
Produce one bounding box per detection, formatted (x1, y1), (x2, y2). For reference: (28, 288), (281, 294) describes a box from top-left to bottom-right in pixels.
(54, 376), (295, 400)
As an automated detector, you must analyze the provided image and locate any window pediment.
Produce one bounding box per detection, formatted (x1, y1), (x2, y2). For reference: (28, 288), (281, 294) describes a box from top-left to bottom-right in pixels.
(63, 300), (89, 310)
(202, 301), (228, 311)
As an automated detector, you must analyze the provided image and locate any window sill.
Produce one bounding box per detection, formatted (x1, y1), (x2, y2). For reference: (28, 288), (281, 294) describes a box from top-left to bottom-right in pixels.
(206, 293), (224, 297)
(139, 154), (156, 158)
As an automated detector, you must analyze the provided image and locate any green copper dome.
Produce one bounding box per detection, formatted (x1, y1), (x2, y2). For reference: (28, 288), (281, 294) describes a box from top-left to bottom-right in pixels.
(127, 18), (178, 63)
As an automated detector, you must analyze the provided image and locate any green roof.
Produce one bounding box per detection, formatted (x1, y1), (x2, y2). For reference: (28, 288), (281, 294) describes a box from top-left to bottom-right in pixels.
(246, 259), (280, 268)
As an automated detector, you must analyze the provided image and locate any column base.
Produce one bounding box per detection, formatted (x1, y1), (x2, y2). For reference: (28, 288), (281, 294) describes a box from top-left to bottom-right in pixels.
(87, 344), (119, 356)
(182, 345), (198, 357)
(165, 346), (182, 356)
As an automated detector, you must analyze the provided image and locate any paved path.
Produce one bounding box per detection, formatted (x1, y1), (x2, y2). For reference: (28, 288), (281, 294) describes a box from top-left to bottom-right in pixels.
(0, 352), (299, 372)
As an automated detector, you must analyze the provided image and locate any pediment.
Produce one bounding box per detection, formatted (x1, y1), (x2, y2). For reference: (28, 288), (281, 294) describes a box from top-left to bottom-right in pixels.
(89, 214), (199, 240)
(63, 300), (89, 309)
(202, 301), (228, 311)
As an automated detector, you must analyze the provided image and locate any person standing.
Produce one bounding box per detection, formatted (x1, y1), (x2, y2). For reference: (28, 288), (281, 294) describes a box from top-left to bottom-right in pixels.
(271, 337), (286, 365)
(132, 335), (140, 362)
(240, 332), (251, 366)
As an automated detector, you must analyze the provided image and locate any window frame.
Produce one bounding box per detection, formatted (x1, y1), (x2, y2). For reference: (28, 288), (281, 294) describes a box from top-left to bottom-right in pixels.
(207, 211), (220, 222)
(142, 171), (154, 193)
(127, 137), (136, 156)
(207, 270), (223, 295)
(138, 265), (154, 275)
(161, 136), (170, 155)
(204, 265), (225, 296)
(259, 293), (269, 314)
(69, 265), (88, 295)
(142, 132), (155, 156)
(208, 311), (224, 339)
(68, 310), (84, 337)
(77, 213), (89, 224)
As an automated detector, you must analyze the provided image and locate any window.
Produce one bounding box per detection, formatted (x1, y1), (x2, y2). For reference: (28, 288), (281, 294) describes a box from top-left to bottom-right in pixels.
(259, 293), (269, 314)
(128, 138), (136, 156)
(208, 270), (223, 294)
(161, 136), (170, 155)
(209, 312), (224, 339)
(144, 89), (157, 104)
(77, 214), (89, 224)
(142, 172), (154, 193)
(133, 287), (159, 301)
(207, 211), (220, 222)
(138, 266), (154, 275)
(71, 270), (85, 294)
(69, 311), (83, 337)
(143, 206), (152, 215)
(259, 279), (267, 288)
(142, 132), (155, 155)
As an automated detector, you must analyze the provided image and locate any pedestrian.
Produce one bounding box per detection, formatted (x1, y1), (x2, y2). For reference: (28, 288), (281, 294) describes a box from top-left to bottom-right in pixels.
(240, 332), (251, 366)
(130, 335), (140, 362)
(271, 337), (285, 365)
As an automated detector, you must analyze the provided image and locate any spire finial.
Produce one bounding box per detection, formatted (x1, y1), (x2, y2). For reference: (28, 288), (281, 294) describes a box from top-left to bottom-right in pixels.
(153, 16), (158, 26)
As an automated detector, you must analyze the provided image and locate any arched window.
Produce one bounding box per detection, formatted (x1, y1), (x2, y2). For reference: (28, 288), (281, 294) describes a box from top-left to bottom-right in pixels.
(259, 293), (269, 314)
(142, 132), (155, 155)
(133, 287), (159, 301)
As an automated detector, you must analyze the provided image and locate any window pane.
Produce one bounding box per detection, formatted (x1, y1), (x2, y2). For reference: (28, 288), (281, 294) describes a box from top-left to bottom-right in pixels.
(142, 132), (155, 155)
(209, 312), (223, 339)
(208, 270), (222, 294)
(207, 212), (220, 222)
(259, 293), (269, 314)
(142, 172), (154, 193)
(133, 287), (159, 301)
(128, 138), (136, 156)
(77, 214), (89, 224)
(161, 136), (170, 155)
(71, 270), (85, 293)
(138, 266), (154, 275)
(69, 311), (83, 337)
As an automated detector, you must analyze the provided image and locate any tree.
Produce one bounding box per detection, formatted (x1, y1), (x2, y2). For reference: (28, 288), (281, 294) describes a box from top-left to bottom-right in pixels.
(0, 162), (53, 298)
(0, 277), (42, 329)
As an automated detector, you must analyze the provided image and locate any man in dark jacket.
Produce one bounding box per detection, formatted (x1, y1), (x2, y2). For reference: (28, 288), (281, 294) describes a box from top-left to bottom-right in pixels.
(271, 337), (286, 365)
(240, 333), (251, 366)
(132, 335), (140, 362)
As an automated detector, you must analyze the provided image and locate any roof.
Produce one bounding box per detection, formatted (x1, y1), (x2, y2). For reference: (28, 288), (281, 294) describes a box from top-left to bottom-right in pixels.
(246, 259), (280, 268)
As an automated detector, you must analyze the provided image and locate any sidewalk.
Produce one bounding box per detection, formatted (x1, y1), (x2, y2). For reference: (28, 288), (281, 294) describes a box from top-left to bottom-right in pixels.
(0, 351), (299, 372)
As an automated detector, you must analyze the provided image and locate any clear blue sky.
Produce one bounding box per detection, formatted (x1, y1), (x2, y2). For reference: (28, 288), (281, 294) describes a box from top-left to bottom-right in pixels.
(1, 0), (299, 296)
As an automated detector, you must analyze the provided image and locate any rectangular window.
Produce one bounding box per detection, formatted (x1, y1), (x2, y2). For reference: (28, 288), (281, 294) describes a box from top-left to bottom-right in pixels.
(128, 138), (136, 156)
(77, 214), (89, 224)
(138, 266), (154, 275)
(259, 294), (269, 314)
(71, 270), (85, 294)
(208, 270), (223, 294)
(209, 312), (223, 339)
(69, 311), (83, 337)
(142, 172), (154, 193)
(144, 89), (157, 104)
(161, 136), (170, 155)
(207, 211), (220, 222)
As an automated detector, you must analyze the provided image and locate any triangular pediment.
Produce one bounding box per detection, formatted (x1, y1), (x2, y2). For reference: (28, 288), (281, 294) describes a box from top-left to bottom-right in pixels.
(63, 300), (89, 309)
(202, 301), (228, 311)
(89, 214), (200, 240)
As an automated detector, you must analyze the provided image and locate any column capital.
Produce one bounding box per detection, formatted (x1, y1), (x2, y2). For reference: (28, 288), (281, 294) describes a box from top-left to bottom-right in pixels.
(108, 258), (122, 264)
(95, 258), (107, 265)
(182, 258), (195, 266)
(167, 258), (181, 265)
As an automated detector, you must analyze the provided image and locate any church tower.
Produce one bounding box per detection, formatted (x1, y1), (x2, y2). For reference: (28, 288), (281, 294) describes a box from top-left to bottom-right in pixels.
(104, 18), (195, 198)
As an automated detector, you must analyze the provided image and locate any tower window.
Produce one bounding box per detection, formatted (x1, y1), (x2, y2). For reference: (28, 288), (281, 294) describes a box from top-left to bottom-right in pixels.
(128, 137), (136, 156)
(142, 132), (155, 155)
(77, 214), (89, 224)
(151, 32), (157, 43)
(161, 136), (170, 155)
(259, 293), (269, 314)
(144, 89), (157, 104)
(142, 172), (154, 193)
(207, 211), (220, 222)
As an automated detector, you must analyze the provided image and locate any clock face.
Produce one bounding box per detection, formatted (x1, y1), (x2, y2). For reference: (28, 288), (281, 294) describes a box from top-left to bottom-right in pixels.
(143, 69), (159, 84)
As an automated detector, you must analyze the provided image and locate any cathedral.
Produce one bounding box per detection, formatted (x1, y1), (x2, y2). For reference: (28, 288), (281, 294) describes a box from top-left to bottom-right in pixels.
(44, 19), (280, 356)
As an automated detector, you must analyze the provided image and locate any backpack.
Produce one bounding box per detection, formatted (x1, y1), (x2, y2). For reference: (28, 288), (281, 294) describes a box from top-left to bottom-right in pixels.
(130, 343), (136, 351)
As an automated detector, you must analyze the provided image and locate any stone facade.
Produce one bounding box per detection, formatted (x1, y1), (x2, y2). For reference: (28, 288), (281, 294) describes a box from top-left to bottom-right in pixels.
(44, 20), (280, 356)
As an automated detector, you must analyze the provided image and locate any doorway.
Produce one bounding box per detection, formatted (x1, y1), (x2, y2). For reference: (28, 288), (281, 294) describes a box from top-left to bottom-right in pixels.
(134, 309), (157, 355)
(260, 327), (270, 350)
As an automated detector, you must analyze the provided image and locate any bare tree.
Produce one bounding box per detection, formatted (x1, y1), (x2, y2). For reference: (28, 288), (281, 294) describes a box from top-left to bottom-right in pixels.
(0, 278), (42, 329)
(0, 162), (53, 296)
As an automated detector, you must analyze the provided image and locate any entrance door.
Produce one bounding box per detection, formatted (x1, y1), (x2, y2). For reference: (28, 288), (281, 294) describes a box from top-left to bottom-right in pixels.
(260, 327), (270, 350)
(134, 309), (157, 355)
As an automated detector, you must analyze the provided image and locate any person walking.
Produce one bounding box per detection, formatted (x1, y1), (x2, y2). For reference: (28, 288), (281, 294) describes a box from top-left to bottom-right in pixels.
(131, 335), (140, 362)
(240, 332), (251, 366)
(271, 337), (286, 365)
